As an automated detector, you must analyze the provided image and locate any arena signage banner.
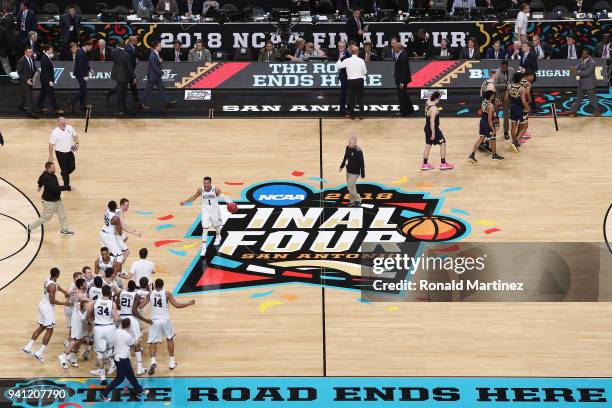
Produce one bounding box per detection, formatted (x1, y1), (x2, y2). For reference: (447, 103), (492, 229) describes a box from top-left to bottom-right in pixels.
(37, 20), (611, 57)
(35, 60), (609, 90)
(2, 377), (612, 407)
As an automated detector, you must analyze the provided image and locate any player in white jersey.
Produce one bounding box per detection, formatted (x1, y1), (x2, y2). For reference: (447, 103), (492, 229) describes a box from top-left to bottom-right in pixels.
(115, 198), (142, 263)
(64, 272), (82, 331)
(87, 285), (119, 384)
(100, 200), (124, 263)
(23, 268), (70, 363)
(58, 277), (90, 369)
(94, 247), (120, 276)
(82, 266), (94, 290)
(83, 276), (104, 360)
(146, 278), (195, 374)
(116, 280), (149, 374)
(180, 176), (234, 249)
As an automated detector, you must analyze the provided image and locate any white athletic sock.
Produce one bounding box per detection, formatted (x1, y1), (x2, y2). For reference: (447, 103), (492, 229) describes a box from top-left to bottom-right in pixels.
(135, 351), (142, 364)
(37, 345), (46, 354)
(169, 356), (175, 365)
(69, 352), (77, 361)
(25, 340), (34, 350)
(150, 357), (157, 365)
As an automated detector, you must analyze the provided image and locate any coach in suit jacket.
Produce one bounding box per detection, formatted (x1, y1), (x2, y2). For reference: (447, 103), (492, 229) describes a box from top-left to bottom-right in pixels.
(392, 40), (413, 116)
(458, 39), (481, 60)
(188, 40), (211, 62)
(596, 33), (610, 59)
(494, 60), (514, 137)
(17, 47), (37, 117)
(556, 37), (582, 60)
(110, 41), (135, 114)
(35, 44), (63, 114)
(163, 40), (187, 62)
(565, 48), (600, 116)
(258, 41), (282, 62)
(21, 31), (39, 60)
(141, 41), (176, 108)
(484, 40), (506, 59)
(68, 40), (94, 113)
(346, 8), (366, 46)
(91, 39), (113, 62)
(16, 2), (36, 41)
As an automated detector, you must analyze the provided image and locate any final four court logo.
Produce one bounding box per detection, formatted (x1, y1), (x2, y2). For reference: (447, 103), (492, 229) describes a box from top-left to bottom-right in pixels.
(175, 181), (469, 296)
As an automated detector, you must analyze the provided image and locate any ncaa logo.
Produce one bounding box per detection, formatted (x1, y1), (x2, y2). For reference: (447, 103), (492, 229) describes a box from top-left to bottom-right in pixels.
(252, 184), (307, 206)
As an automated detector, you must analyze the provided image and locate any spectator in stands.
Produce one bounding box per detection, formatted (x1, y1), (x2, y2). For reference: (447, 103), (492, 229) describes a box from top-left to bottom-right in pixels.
(21, 30), (38, 60)
(92, 38), (113, 62)
(16, 1), (36, 41)
(380, 36), (399, 61)
(531, 35), (551, 60)
(392, 38), (413, 116)
(484, 39), (506, 60)
(458, 37), (480, 60)
(335, 0), (351, 16)
(0, 5), (16, 75)
(287, 38), (306, 62)
(514, 3), (529, 44)
(258, 41), (282, 62)
(59, 5), (80, 60)
(134, 0), (154, 19)
(68, 41), (78, 61)
(330, 40), (350, 115)
(156, 0), (179, 17)
(303, 42), (326, 60)
(494, 60), (514, 140)
(556, 35), (581, 60)
(451, 0), (475, 15)
(36, 44), (63, 115)
(164, 40), (187, 61)
(202, 0), (219, 16)
(432, 38), (455, 59)
(410, 29), (430, 59)
(360, 41), (378, 61)
(595, 33), (610, 59)
(188, 39), (211, 62)
(508, 40), (522, 60)
(68, 39), (94, 115)
(346, 8), (367, 46)
(17, 46), (37, 118)
(181, 0), (202, 15)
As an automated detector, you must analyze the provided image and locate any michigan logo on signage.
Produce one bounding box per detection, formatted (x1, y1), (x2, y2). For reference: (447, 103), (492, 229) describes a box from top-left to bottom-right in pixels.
(175, 181), (469, 296)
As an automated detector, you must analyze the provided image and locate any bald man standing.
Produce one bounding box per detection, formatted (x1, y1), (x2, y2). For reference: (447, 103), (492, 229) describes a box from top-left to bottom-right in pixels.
(48, 117), (79, 190)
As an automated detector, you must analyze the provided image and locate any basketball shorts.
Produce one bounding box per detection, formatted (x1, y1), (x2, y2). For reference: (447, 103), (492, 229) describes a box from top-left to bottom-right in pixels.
(147, 318), (175, 344)
(64, 307), (72, 328)
(70, 312), (86, 340)
(202, 210), (222, 229)
(479, 121), (496, 141)
(510, 105), (529, 124)
(424, 129), (445, 146)
(37, 303), (55, 328)
(93, 324), (116, 353)
(121, 315), (141, 341)
(115, 234), (128, 254)
(100, 231), (124, 263)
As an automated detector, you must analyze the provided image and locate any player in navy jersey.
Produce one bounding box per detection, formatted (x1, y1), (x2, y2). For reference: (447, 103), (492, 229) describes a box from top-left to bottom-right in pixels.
(422, 91), (454, 171)
(469, 90), (505, 162)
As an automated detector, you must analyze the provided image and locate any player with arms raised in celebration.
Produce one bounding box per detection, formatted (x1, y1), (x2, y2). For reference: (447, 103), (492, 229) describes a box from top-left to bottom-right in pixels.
(180, 176), (234, 250)
(100, 201), (124, 264)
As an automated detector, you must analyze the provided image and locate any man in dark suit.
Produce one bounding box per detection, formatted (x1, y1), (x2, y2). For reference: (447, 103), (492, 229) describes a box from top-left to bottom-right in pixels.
(36, 44), (63, 115)
(0, 6), (17, 75)
(21, 30), (39, 60)
(16, 1), (36, 41)
(520, 41), (538, 111)
(141, 41), (176, 109)
(59, 5), (80, 60)
(163, 40), (187, 62)
(17, 47), (37, 118)
(329, 40), (351, 115)
(68, 40), (94, 114)
(91, 38), (113, 62)
(595, 33), (610, 59)
(346, 8), (367, 46)
(257, 41), (282, 62)
(107, 35), (141, 108)
(531, 35), (552, 60)
(556, 36), (581, 60)
(391, 39), (413, 116)
(180, 0), (202, 15)
(110, 40), (135, 115)
(484, 39), (507, 59)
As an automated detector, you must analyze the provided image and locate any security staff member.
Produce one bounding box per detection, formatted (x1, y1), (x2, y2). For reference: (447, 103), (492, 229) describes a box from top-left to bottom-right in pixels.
(48, 117), (79, 189)
(99, 319), (149, 401)
(28, 161), (74, 235)
(339, 136), (365, 207)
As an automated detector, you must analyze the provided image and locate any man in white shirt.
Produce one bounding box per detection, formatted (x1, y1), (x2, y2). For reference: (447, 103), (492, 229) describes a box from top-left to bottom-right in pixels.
(515, 3), (529, 44)
(126, 248), (155, 283)
(48, 117), (79, 190)
(99, 319), (148, 401)
(336, 45), (367, 120)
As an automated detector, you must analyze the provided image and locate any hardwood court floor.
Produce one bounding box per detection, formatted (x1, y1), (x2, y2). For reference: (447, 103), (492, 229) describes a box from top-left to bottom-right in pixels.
(0, 117), (611, 379)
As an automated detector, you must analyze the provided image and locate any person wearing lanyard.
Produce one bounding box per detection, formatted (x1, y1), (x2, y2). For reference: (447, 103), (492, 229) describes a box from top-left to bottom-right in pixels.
(28, 161), (74, 235)
(48, 117), (79, 190)
(99, 318), (150, 401)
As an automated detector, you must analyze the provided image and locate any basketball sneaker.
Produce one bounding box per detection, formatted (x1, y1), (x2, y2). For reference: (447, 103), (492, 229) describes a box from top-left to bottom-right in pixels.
(468, 153), (477, 163)
(60, 229), (75, 235)
(169, 359), (177, 370)
(98, 392), (111, 402)
(421, 163), (435, 170)
(148, 363), (157, 375)
(492, 154), (505, 160)
(90, 368), (103, 376)
(33, 351), (44, 364)
(510, 141), (520, 153)
(439, 162), (454, 170)
(504, 131), (510, 140)
(135, 390), (150, 398)
(136, 367), (148, 375)
(58, 354), (69, 369)
(214, 235), (221, 246)
(22, 347), (33, 357)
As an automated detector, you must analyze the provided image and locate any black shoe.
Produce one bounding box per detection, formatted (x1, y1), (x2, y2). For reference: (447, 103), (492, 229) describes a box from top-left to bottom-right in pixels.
(492, 154), (505, 160)
(98, 392), (110, 402)
(468, 153), (477, 163)
(394, 112), (407, 117)
(27, 111), (39, 119)
(504, 131), (510, 140)
(64, 185), (72, 191)
(148, 363), (156, 375)
(105, 91), (111, 106)
(135, 389), (149, 398)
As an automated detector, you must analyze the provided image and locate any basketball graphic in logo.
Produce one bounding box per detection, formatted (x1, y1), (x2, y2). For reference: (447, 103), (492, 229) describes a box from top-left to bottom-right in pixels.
(400, 215), (465, 241)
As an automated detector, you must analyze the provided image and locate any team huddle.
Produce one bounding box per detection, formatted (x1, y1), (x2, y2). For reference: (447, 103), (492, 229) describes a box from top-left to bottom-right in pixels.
(421, 69), (537, 169)
(22, 197), (196, 396)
